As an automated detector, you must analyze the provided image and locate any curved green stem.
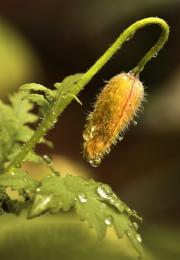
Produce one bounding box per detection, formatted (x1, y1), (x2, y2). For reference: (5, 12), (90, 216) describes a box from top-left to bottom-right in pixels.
(5, 17), (169, 172)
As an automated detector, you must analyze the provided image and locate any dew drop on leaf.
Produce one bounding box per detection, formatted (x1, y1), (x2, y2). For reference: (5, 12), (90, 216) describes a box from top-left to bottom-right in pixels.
(97, 184), (112, 199)
(104, 216), (112, 226)
(136, 233), (142, 243)
(127, 230), (132, 237)
(43, 154), (52, 164)
(52, 171), (60, 176)
(133, 222), (139, 230)
(41, 196), (51, 207)
(78, 193), (87, 203)
(132, 209), (138, 215)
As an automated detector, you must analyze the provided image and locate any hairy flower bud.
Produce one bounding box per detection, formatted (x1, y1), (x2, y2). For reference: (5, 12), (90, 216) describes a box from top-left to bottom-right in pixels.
(83, 72), (144, 167)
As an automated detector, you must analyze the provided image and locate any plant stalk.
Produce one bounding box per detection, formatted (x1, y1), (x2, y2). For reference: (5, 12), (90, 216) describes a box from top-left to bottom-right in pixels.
(6, 17), (169, 172)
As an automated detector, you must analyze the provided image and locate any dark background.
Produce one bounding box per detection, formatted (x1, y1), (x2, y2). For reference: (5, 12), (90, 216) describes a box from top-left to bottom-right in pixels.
(0, 1), (180, 255)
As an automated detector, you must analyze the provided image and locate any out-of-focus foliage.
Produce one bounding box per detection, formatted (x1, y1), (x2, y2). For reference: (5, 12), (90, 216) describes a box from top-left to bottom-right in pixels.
(0, 214), (151, 260)
(144, 225), (180, 260)
(0, 19), (41, 96)
(144, 66), (180, 132)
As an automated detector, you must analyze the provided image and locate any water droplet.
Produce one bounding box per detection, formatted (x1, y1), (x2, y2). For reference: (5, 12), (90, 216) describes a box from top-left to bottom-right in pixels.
(126, 33), (134, 42)
(83, 132), (89, 141)
(118, 136), (124, 141)
(43, 155), (52, 164)
(132, 209), (138, 215)
(97, 184), (112, 199)
(105, 216), (112, 226)
(153, 53), (158, 58)
(122, 75), (128, 80)
(126, 208), (132, 214)
(110, 198), (115, 204)
(52, 171), (60, 176)
(36, 187), (41, 192)
(78, 193), (87, 203)
(89, 157), (101, 167)
(115, 202), (124, 213)
(11, 172), (15, 176)
(89, 126), (96, 138)
(127, 230), (132, 237)
(133, 222), (139, 230)
(136, 233), (142, 243)
(42, 196), (51, 206)
(48, 96), (54, 103)
(133, 120), (138, 126)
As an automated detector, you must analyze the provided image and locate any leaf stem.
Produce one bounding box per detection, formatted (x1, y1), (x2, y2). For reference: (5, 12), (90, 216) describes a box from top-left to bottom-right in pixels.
(5, 17), (169, 172)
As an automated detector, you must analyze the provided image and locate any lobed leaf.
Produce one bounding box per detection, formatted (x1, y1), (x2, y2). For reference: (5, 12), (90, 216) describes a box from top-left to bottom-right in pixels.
(0, 91), (53, 169)
(28, 174), (143, 258)
(20, 83), (56, 102)
(0, 169), (39, 191)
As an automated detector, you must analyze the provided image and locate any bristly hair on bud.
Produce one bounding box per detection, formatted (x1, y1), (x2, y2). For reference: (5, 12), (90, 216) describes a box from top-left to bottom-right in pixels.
(83, 72), (144, 167)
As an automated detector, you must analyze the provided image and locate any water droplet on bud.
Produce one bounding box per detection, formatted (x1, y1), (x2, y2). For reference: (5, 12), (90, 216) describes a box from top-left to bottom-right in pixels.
(118, 136), (124, 141)
(89, 157), (101, 167)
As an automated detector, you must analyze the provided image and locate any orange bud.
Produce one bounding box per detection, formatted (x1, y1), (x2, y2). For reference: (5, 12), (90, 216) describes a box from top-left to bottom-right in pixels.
(83, 72), (144, 167)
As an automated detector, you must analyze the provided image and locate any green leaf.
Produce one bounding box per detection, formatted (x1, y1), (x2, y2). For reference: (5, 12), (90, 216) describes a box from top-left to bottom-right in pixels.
(20, 83), (55, 117)
(0, 91), (51, 168)
(28, 174), (143, 258)
(54, 73), (84, 106)
(0, 169), (39, 191)
(9, 92), (37, 124)
(54, 73), (83, 92)
(20, 83), (56, 102)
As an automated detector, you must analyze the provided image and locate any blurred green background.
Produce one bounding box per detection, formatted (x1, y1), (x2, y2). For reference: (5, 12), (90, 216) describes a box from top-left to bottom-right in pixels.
(0, 0), (180, 259)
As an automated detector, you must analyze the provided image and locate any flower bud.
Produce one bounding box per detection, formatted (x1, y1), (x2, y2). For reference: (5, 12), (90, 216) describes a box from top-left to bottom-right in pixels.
(83, 72), (144, 167)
